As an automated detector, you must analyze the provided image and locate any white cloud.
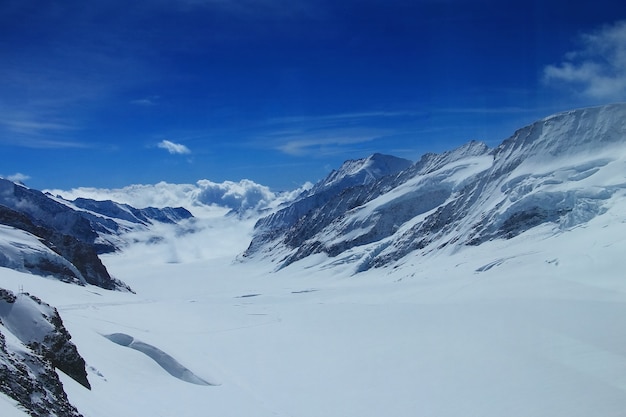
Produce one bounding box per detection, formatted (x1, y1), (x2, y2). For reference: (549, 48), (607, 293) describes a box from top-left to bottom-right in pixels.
(45, 179), (309, 217)
(158, 140), (191, 154)
(196, 179), (275, 211)
(544, 20), (626, 99)
(1, 173), (30, 183)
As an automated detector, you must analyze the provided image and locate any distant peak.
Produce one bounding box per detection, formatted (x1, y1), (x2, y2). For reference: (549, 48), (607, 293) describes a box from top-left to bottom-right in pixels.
(314, 153), (412, 193)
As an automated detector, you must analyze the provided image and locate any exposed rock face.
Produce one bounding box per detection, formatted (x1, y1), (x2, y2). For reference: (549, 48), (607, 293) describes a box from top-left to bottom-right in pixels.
(245, 153), (413, 259)
(0, 205), (130, 291)
(0, 179), (103, 250)
(70, 197), (193, 229)
(244, 104), (626, 271)
(0, 178), (193, 290)
(0, 288), (87, 417)
(0, 179), (194, 255)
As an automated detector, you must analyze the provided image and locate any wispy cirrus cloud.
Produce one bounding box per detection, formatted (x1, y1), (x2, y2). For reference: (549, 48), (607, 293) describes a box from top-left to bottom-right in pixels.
(131, 96), (160, 106)
(0, 117), (77, 135)
(275, 130), (384, 156)
(544, 20), (626, 99)
(0, 107), (93, 148)
(158, 140), (191, 154)
(256, 110), (424, 157)
(267, 110), (428, 126)
(260, 109), (425, 156)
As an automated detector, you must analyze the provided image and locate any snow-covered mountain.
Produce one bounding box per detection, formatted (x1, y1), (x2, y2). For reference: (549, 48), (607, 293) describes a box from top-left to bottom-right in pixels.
(244, 104), (626, 272)
(310, 153), (412, 194)
(1, 103), (626, 417)
(244, 153), (413, 256)
(0, 178), (198, 289)
(0, 204), (128, 291)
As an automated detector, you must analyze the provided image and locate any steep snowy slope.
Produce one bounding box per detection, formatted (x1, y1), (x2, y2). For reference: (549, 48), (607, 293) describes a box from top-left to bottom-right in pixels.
(311, 153), (413, 194)
(0, 288), (88, 417)
(245, 153), (413, 258)
(245, 104), (626, 272)
(0, 224), (87, 286)
(0, 204), (128, 290)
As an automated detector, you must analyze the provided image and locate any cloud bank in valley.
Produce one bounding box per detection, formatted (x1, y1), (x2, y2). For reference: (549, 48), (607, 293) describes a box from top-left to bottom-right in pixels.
(46, 179), (310, 216)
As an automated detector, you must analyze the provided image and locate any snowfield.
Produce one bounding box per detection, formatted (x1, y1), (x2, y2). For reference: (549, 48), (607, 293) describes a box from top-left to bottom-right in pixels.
(2, 196), (626, 417)
(3, 104), (626, 416)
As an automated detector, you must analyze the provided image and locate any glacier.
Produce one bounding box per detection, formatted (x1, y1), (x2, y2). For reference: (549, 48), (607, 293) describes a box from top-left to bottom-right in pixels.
(1, 103), (626, 417)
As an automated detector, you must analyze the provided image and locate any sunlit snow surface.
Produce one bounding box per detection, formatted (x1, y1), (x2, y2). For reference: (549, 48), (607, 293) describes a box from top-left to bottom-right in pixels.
(2, 198), (626, 417)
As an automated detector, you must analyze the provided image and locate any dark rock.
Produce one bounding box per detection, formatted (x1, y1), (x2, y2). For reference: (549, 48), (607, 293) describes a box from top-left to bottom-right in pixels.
(0, 205), (131, 291)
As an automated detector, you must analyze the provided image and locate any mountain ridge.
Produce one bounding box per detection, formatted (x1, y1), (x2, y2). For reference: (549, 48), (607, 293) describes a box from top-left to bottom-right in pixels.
(0, 178), (197, 291)
(244, 103), (626, 272)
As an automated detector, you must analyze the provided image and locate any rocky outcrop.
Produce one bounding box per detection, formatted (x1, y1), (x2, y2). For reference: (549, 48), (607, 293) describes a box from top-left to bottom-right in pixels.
(0, 205), (130, 291)
(0, 179), (104, 251)
(0, 177), (193, 290)
(0, 288), (87, 417)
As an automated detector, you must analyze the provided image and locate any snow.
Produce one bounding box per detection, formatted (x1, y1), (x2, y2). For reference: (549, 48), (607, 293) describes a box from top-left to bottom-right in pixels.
(0, 292), (56, 344)
(0, 393), (27, 417)
(102, 333), (215, 386)
(0, 225), (86, 283)
(2, 104), (626, 416)
(2, 188), (626, 416)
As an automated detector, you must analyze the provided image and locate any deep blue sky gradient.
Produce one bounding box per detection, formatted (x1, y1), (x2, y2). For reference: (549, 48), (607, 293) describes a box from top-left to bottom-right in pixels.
(2, 0), (626, 190)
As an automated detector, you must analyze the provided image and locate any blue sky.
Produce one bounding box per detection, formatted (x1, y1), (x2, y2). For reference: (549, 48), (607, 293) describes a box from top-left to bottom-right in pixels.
(2, 0), (626, 191)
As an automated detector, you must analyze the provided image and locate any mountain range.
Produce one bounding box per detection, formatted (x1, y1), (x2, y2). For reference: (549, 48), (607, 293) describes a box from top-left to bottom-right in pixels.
(1, 103), (626, 417)
(245, 104), (626, 272)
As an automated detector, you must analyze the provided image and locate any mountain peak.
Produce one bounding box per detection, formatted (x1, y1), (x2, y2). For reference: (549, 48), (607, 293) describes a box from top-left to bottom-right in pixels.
(245, 103), (626, 271)
(312, 153), (412, 194)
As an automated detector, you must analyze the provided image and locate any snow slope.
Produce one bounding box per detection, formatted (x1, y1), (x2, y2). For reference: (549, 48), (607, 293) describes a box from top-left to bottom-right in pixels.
(0, 225), (86, 285)
(0, 288), (87, 417)
(2, 183), (626, 416)
(1, 104), (626, 416)
(245, 104), (626, 272)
